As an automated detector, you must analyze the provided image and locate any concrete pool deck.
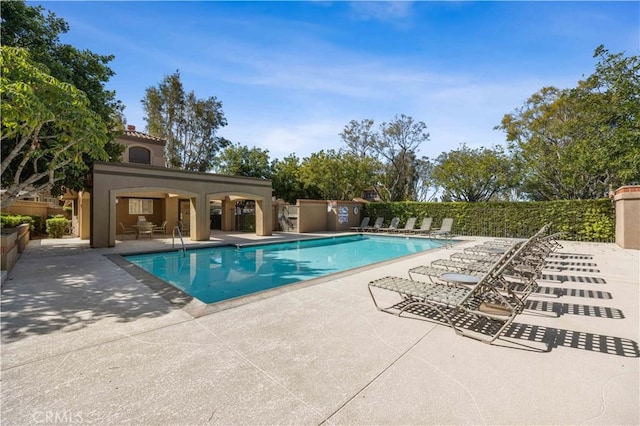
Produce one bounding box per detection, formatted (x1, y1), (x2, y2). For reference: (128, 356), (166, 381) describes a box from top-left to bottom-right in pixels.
(1, 232), (639, 425)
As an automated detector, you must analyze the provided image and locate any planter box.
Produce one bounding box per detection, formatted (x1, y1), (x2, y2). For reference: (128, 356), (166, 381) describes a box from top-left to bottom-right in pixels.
(1, 224), (30, 272)
(1, 229), (18, 272)
(16, 223), (30, 253)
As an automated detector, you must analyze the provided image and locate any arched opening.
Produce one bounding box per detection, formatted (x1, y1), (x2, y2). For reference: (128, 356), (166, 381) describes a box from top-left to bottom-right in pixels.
(208, 192), (268, 234)
(91, 163), (273, 247)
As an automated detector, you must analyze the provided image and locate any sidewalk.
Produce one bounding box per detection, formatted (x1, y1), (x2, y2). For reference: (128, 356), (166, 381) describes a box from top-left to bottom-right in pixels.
(2, 234), (639, 424)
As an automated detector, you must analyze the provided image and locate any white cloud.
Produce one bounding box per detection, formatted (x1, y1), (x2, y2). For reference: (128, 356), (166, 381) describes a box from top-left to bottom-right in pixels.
(64, 1), (621, 165)
(348, 1), (415, 23)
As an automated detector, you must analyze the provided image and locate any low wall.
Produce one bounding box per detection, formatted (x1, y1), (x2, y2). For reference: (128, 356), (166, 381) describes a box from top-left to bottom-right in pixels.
(1, 224), (31, 272)
(1, 230), (18, 272)
(297, 200), (364, 233)
(326, 201), (364, 232)
(3, 200), (62, 218)
(15, 223), (30, 253)
(297, 200), (327, 233)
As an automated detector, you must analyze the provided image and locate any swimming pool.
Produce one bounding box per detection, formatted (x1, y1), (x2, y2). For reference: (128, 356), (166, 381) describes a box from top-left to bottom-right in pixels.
(125, 234), (446, 304)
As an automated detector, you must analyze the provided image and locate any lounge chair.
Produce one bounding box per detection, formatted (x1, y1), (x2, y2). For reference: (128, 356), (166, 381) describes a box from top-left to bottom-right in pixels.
(119, 222), (137, 240)
(152, 220), (167, 236)
(392, 217), (416, 234)
(362, 217), (384, 232)
(408, 224), (555, 311)
(415, 224), (553, 281)
(351, 217), (370, 232)
(408, 217), (432, 235)
(430, 218), (454, 242)
(368, 243), (526, 344)
(378, 217), (400, 233)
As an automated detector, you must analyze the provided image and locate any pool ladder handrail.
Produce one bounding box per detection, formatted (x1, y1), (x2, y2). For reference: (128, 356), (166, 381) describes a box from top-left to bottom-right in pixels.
(172, 225), (186, 257)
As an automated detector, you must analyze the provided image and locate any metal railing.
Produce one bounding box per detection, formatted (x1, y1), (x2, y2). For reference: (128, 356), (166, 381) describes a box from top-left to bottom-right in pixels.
(172, 225), (185, 257)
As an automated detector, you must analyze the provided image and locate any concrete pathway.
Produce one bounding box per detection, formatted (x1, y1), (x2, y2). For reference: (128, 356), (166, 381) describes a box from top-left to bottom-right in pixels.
(1, 233), (638, 425)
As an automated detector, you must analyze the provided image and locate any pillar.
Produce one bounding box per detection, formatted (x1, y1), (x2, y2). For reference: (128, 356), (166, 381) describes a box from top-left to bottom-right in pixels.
(614, 186), (640, 250)
(255, 198), (273, 236)
(192, 194), (210, 241)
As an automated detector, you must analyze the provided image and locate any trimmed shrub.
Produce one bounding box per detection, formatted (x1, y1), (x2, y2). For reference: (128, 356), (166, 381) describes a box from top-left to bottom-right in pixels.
(363, 199), (614, 242)
(0, 213), (35, 231)
(46, 215), (70, 238)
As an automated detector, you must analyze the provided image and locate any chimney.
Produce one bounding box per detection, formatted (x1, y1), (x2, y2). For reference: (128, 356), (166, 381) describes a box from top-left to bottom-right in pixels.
(127, 125), (136, 131)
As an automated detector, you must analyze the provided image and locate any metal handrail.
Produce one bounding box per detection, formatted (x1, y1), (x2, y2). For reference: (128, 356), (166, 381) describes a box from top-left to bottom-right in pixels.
(172, 225), (185, 257)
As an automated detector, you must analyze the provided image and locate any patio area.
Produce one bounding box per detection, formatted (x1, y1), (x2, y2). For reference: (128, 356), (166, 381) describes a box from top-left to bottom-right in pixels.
(1, 232), (639, 424)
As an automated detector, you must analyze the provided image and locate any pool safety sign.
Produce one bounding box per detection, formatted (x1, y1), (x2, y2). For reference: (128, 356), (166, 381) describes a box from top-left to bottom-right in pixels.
(338, 206), (349, 224)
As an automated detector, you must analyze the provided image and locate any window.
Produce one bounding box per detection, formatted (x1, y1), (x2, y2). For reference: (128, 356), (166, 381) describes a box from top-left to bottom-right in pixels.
(128, 198), (154, 215)
(128, 147), (151, 164)
(364, 190), (377, 201)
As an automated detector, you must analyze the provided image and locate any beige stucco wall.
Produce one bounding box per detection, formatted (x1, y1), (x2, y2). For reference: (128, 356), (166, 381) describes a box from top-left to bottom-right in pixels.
(123, 143), (165, 167)
(297, 200), (327, 233)
(3, 200), (52, 218)
(78, 191), (91, 240)
(3, 200), (65, 232)
(91, 162), (273, 248)
(614, 186), (640, 250)
(297, 200), (364, 233)
(326, 201), (364, 231)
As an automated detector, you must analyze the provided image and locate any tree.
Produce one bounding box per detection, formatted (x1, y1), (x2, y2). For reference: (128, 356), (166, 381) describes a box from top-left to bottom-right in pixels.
(431, 144), (516, 202)
(214, 143), (273, 179)
(413, 157), (438, 202)
(142, 71), (229, 172)
(375, 114), (429, 201)
(1, 47), (110, 208)
(339, 114), (430, 201)
(497, 46), (640, 200)
(271, 155), (308, 204)
(1, 1), (125, 196)
(340, 119), (377, 158)
(298, 150), (380, 200)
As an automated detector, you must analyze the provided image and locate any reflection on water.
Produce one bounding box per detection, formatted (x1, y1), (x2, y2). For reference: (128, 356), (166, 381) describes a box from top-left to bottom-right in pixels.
(126, 235), (445, 303)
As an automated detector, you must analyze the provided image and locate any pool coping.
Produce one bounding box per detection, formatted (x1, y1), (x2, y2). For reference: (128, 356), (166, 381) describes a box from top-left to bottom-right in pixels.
(107, 234), (458, 318)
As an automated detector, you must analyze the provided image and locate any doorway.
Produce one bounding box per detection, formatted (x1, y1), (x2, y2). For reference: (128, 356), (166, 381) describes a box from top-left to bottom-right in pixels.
(178, 199), (191, 235)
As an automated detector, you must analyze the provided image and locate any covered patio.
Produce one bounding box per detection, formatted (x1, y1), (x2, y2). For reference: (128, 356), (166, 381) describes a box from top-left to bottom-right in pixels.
(89, 162), (274, 248)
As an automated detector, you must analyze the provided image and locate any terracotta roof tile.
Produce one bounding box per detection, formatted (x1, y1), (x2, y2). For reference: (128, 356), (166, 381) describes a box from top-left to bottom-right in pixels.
(118, 130), (166, 145)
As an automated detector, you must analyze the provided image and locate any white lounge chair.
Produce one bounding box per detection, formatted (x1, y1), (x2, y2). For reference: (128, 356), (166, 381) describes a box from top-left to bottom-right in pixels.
(378, 217), (400, 233)
(392, 217), (416, 233)
(351, 217), (370, 232)
(408, 217), (433, 235)
(362, 217), (384, 232)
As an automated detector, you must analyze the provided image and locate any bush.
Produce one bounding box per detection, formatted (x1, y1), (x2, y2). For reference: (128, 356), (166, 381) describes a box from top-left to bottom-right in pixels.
(46, 215), (70, 238)
(30, 215), (46, 235)
(0, 213), (34, 231)
(363, 199), (615, 242)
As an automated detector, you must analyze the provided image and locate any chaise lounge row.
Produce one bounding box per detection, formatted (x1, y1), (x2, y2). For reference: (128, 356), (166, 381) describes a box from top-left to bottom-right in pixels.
(351, 216), (454, 241)
(367, 223), (561, 344)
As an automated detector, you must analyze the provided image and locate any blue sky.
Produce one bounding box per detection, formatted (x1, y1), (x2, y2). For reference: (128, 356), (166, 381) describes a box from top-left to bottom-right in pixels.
(31, 1), (639, 161)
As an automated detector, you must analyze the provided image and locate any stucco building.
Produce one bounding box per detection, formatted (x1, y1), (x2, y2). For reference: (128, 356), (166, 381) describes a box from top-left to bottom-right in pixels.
(67, 125), (273, 248)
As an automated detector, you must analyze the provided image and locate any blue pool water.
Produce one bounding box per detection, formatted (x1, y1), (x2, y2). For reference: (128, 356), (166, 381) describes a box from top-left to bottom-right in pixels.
(125, 234), (446, 304)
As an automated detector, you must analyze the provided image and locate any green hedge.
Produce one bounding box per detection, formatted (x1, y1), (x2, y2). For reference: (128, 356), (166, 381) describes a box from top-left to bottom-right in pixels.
(45, 215), (70, 239)
(0, 213), (35, 233)
(363, 199), (615, 242)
